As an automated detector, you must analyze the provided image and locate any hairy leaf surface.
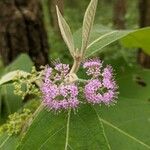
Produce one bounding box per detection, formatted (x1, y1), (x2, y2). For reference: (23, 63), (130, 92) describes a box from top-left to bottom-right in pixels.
(56, 6), (75, 57)
(81, 0), (98, 53)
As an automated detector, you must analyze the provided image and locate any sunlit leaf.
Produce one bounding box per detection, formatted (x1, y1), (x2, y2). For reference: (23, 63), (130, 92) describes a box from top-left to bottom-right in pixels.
(121, 27), (150, 55)
(85, 29), (131, 57)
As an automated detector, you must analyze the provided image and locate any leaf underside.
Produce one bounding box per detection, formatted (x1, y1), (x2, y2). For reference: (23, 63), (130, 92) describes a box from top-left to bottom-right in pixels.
(81, 0), (98, 53)
(74, 25), (150, 57)
(56, 6), (75, 57)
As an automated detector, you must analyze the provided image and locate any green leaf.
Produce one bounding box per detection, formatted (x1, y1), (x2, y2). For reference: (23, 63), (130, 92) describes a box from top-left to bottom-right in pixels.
(17, 105), (110, 150)
(5, 61), (150, 149)
(0, 134), (18, 150)
(81, 0), (98, 53)
(56, 6), (75, 57)
(0, 54), (33, 122)
(86, 30), (132, 57)
(0, 70), (29, 86)
(72, 59), (150, 149)
(3, 54), (33, 73)
(74, 25), (150, 57)
(121, 27), (150, 55)
(97, 66), (150, 149)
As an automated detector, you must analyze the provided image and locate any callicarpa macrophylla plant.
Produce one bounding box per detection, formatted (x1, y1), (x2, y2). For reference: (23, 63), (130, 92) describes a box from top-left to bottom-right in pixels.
(0, 0), (119, 143)
(41, 58), (118, 112)
(1, 0), (118, 114)
(38, 1), (118, 112)
(1, 0), (150, 149)
(12, 0), (118, 113)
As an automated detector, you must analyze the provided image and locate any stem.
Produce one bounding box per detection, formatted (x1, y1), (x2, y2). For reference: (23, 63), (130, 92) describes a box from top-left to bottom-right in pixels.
(69, 59), (80, 74)
(65, 109), (71, 150)
(78, 79), (88, 83)
(21, 104), (44, 134)
(70, 51), (83, 74)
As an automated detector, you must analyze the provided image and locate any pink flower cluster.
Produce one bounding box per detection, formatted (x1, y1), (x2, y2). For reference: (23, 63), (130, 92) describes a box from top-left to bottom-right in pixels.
(41, 64), (79, 111)
(84, 59), (118, 105)
(41, 58), (118, 111)
(83, 58), (102, 78)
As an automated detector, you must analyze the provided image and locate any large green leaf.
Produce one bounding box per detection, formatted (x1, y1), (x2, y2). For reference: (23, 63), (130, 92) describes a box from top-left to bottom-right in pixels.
(17, 105), (110, 150)
(98, 66), (150, 150)
(17, 65), (150, 150)
(0, 54), (33, 122)
(87, 26), (150, 57)
(121, 27), (150, 55)
(74, 25), (150, 57)
(85, 30), (131, 57)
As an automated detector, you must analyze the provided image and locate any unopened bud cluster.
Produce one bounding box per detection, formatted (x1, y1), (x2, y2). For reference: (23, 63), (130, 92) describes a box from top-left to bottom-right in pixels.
(13, 67), (41, 99)
(0, 109), (32, 135)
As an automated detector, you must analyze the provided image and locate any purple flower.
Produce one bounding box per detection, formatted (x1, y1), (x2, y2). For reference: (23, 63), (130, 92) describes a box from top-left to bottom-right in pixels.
(43, 66), (52, 83)
(102, 90), (117, 105)
(43, 84), (79, 111)
(54, 63), (70, 81)
(83, 58), (102, 78)
(55, 63), (70, 75)
(41, 66), (79, 111)
(102, 65), (117, 90)
(83, 58), (102, 68)
(102, 65), (113, 79)
(84, 79), (103, 104)
(84, 59), (118, 105)
(41, 58), (118, 111)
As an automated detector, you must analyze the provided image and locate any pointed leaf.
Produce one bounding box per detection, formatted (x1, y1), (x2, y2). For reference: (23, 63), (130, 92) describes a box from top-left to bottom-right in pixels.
(75, 25), (150, 57)
(56, 6), (75, 57)
(6, 60), (150, 150)
(81, 0), (98, 53)
(85, 30), (132, 57)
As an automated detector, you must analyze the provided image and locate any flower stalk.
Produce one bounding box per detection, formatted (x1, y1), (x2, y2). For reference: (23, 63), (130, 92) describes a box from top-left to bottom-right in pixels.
(70, 49), (83, 74)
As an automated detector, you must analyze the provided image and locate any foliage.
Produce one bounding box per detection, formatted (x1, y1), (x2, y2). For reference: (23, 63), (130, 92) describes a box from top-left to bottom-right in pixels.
(13, 66), (41, 99)
(56, 6), (75, 57)
(0, 109), (32, 136)
(0, 54), (33, 123)
(0, 0), (150, 149)
(15, 60), (150, 150)
(121, 27), (150, 55)
(74, 25), (150, 57)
